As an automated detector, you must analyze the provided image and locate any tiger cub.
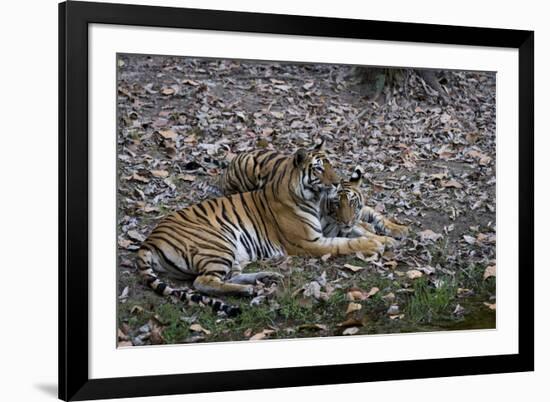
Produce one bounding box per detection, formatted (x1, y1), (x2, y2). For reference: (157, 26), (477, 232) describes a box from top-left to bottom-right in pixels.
(138, 148), (384, 316)
(321, 166), (408, 245)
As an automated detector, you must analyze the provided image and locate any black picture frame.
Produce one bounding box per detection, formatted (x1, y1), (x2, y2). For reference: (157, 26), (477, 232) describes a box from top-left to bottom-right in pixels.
(59, 1), (534, 400)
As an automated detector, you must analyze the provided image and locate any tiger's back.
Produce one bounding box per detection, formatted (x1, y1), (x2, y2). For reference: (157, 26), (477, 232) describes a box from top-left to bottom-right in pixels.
(220, 149), (289, 195)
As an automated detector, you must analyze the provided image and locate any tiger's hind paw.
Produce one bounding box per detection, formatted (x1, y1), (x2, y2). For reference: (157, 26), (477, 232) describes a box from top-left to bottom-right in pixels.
(255, 271), (284, 285)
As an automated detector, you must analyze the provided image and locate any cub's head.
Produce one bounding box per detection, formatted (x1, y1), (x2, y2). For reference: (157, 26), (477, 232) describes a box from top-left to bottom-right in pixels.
(293, 140), (340, 194)
(336, 166), (365, 233)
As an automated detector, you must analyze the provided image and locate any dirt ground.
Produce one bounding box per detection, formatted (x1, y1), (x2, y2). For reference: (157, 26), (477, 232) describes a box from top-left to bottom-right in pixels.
(116, 54), (496, 346)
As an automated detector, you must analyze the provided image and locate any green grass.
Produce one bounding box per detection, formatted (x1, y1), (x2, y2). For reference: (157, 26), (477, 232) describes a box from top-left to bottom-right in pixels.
(457, 262), (495, 295)
(117, 251), (497, 344)
(156, 302), (191, 343)
(406, 276), (456, 324)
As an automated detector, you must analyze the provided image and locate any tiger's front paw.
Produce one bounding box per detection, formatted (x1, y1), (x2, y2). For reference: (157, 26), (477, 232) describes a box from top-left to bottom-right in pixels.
(360, 238), (385, 256)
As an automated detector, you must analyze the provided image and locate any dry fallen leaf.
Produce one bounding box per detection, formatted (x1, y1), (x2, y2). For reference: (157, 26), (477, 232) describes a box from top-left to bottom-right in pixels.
(249, 329), (276, 341)
(347, 290), (366, 301)
(131, 172), (150, 183)
(429, 172), (448, 181)
(297, 323), (328, 331)
(118, 341), (133, 347)
(466, 132), (479, 144)
(343, 263), (365, 272)
(182, 79), (199, 86)
(366, 287), (380, 298)
(118, 286), (129, 300)
(354, 252), (378, 263)
(151, 169), (169, 178)
(387, 305), (400, 315)
(152, 117), (168, 128)
(342, 327), (360, 335)
(384, 260), (398, 270)
(484, 265), (496, 280)
(484, 302), (496, 310)
(453, 304), (465, 316)
(117, 328), (129, 341)
(118, 238), (132, 249)
(158, 129), (178, 140)
(149, 321), (165, 345)
(270, 111), (284, 119)
(127, 230), (146, 242)
(406, 270), (423, 279)
(302, 281), (322, 299)
(189, 323), (211, 335)
(337, 318), (364, 328)
(382, 292), (396, 302)
(346, 287), (380, 301)
(345, 302), (362, 314)
(178, 173), (196, 182)
(466, 149), (492, 166)
(441, 179), (463, 189)
(418, 229), (443, 242)
(161, 86), (175, 96)
(130, 305), (144, 315)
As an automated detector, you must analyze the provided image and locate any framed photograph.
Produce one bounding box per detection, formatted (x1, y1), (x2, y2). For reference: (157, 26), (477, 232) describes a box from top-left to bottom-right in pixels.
(59, 1), (534, 400)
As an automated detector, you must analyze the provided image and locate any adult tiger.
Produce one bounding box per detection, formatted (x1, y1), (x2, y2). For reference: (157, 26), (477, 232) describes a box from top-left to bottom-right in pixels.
(137, 147), (384, 316)
(321, 166), (408, 243)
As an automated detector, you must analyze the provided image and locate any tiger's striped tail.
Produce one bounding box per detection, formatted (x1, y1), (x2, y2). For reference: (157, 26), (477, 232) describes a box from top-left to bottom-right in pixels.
(136, 249), (241, 317)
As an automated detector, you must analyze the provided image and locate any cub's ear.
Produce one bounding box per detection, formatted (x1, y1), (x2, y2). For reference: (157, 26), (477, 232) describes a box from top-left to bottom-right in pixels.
(294, 148), (308, 167)
(313, 138), (325, 151)
(349, 166), (364, 186)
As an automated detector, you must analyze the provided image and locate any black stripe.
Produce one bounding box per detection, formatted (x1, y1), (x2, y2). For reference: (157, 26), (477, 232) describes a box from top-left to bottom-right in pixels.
(154, 283), (167, 295)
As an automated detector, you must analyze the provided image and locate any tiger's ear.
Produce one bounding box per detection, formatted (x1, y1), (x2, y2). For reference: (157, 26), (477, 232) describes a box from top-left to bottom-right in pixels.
(349, 166), (363, 187)
(294, 148), (308, 167)
(313, 139), (325, 151)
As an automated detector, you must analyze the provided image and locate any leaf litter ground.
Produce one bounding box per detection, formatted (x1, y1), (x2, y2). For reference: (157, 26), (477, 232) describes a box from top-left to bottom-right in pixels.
(116, 55), (496, 346)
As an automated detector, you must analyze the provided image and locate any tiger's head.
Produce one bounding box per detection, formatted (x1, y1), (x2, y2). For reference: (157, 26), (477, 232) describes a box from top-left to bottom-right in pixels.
(293, 140), (340, 195)
(335, 166), (365, 234)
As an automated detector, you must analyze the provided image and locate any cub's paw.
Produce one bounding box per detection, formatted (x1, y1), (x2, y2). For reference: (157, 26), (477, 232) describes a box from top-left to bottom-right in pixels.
(379, 235), (398, 249)
(386, 221), (409, 239)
